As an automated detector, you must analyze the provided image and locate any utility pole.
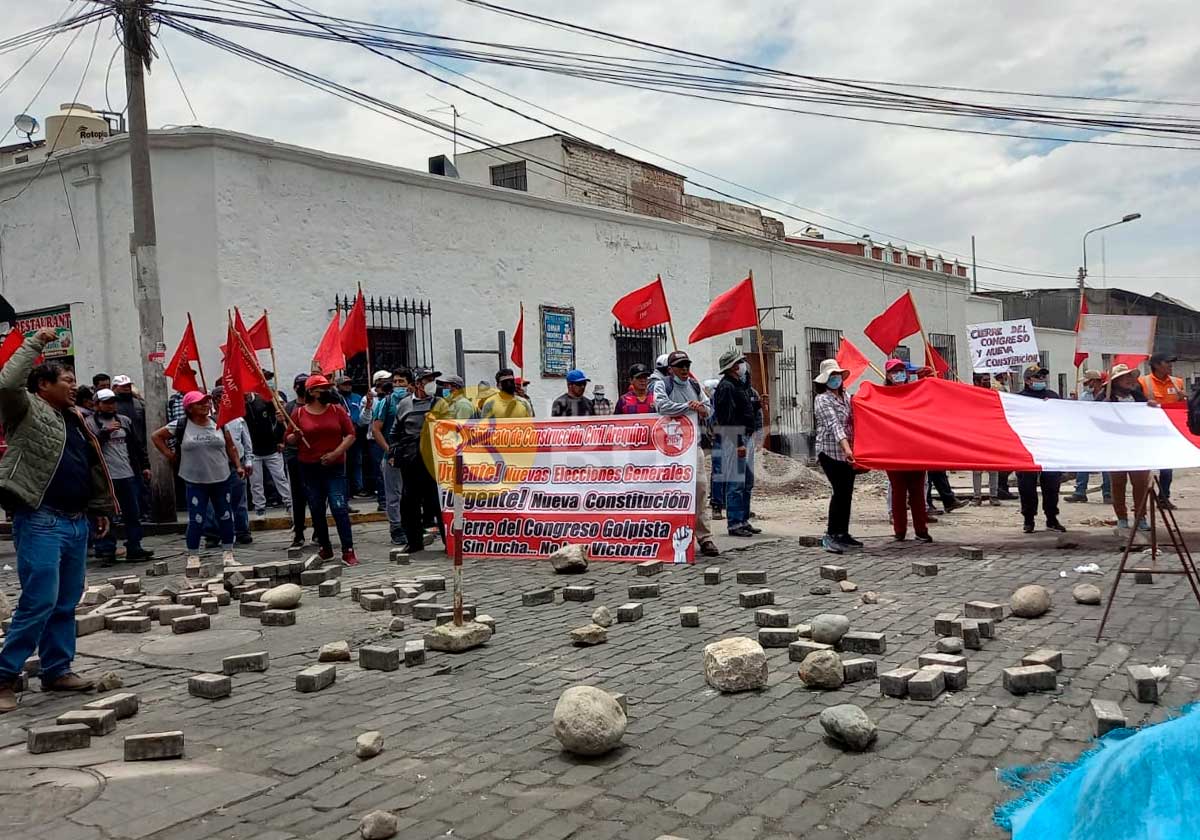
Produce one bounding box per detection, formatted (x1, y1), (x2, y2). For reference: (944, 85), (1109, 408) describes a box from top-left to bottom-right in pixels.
(970, 235), (977, 294)
(121, 0), (175, 521)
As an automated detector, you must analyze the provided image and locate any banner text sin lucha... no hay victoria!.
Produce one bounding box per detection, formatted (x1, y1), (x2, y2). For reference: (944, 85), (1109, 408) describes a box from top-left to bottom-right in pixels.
(429, 414), (699, 563)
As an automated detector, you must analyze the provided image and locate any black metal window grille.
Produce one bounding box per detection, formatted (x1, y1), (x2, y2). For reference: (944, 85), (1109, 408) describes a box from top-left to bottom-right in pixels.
(333, 294), (434, 388)
(490, 161), (527, 191)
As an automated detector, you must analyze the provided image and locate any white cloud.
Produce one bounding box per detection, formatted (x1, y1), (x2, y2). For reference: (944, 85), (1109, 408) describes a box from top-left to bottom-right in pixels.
(4, 0), (1200, 304)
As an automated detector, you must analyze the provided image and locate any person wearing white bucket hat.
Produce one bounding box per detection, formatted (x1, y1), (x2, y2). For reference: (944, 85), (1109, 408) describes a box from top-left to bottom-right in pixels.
(813, 359), (859, 554)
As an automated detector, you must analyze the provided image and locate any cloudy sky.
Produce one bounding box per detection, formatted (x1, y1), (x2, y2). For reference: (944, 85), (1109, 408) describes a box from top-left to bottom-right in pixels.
(5, 0), (1200, 305)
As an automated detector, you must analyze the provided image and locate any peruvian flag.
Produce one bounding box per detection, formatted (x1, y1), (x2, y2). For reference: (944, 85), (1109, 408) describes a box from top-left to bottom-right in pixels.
(165, 317), (201, 393)
(853, 377), (1200, 472)
(511, 304), (525, 371)
(340, 288), (368, 359)
(313, 310), (345, 374)
(1073, 294), (1089, 369)
(688, 276), (757, 344)
(835, 337), (871, 387)
(612, 276), (672, 330)
(864, 292), (920, 355)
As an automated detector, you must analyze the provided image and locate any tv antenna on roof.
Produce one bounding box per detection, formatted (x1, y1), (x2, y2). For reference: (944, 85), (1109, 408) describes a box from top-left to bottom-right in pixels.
(427, 96), (480, 165)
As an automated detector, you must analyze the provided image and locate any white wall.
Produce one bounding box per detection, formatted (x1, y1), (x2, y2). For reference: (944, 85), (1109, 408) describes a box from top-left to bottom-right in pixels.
(454, 135), (567, 202)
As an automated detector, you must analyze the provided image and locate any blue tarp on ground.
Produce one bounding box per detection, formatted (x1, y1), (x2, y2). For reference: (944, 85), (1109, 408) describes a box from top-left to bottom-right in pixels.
(997, 705), (1200, 839)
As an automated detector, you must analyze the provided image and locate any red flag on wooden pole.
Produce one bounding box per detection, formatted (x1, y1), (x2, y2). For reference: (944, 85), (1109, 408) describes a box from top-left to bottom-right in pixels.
(687, 276), (757, 344)
(835, 337), (872, 387)
(340, 288), (368, 359)
(313, 310), (345, 374)
(612, 275), (672, 331)
(924, 340), (952, 378)
(217, 317), (247, 426)
(165, 316), (203, 393)
(246, 312), (272, 350)
(511, 304), (525, 372)
(863, 292), (921, 355)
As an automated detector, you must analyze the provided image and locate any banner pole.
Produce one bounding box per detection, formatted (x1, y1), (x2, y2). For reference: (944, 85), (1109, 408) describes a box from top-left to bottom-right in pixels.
(231, 311), (308, 446)
(264, 309), (279, 396)
(359, 283), (372, 385)
(189, 313), (208, 392)
(452, 453), (465, 626)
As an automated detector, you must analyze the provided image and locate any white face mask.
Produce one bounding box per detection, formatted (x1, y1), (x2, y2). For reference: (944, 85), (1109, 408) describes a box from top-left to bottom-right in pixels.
(736, 362), (749, 381)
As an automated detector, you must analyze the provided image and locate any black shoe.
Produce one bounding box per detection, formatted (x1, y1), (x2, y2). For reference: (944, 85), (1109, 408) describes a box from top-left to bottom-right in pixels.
(747, 511), (757, 520)
(699, 540), (720, 557)
(997, 491), (1017, 500)
(1023, 520), (1035, 534)
(95, 553), (117, 566)
(744, 524), (763, 535)
(1064, 494), (1087, 503)
(236, 533), (254, 545)
(838, 534), (864, 548)
(1046, 520), (1067, 533)
(943, 499), (966, 513)
(915, 533), (933, 543)
(710, 507), (725, 521)
(728, 525), (755, 537)
(1160, 498), (1176, 511)
(125, 547), (155, 561)
(290, 535), (305, 549)
(893, 534), (907, 542)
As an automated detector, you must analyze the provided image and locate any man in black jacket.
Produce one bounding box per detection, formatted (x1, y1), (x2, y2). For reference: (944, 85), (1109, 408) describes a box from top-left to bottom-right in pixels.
(244, 392), (290, 517)
(388, 367), (445, 553)
(1016, 364), (1066, 533)
(713, 349), (759, 537)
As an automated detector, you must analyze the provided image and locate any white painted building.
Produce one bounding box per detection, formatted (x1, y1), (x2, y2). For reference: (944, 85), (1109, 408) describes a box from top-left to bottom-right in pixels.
(1, 125), (981, 452)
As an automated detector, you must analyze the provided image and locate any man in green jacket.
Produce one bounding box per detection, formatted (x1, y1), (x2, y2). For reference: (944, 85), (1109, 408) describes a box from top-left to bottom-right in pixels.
(0, 328), (116, 713)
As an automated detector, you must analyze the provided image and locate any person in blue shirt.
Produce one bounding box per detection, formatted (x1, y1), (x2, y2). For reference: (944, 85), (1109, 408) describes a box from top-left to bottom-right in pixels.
(371, 368), (411, 546)
(335, 374), (365, 496)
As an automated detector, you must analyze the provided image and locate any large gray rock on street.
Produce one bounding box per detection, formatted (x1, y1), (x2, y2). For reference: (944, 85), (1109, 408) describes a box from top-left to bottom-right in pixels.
(359, 810), (398, 839)
(318, 641), (351, 662)
(809, 613), (851, 645)
(550, 543), (589, 573)
(1073, 583), (1102, 605)
(819, 704), (878, 751)
(569, 624), (608, 646)
(261, 583), (302, 610)
(355, 730), (384, 759)
(1010, 584), (1052, 618)
(424, 621), (492, 652)
(703, 637), (768, 693)
(591, 605), (614, 627)
(552, 685), (626, 756)
(798, 649), (845, 690)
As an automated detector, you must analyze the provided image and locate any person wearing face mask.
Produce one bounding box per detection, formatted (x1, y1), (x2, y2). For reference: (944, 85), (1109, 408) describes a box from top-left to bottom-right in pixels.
(334, 374), (366, 497)
(481, 368), (533, 418)
(882, 359), (932, 542)
(1106, 363), (1155, 532)
(712, 350), (759, 538)
(372, 369), (410, 545)
(813, 359), (858, 554)
(282, 373), (312, 547)
(431, 375), (475, 420)
(388, 367), (446, 553)
(1139, 353), (1183, 511)
(88, 389), (153, 564)
(1016, 364), (1066, 534)
(970, 373), (1001, 506)
(287, 375), (358, 565)
(1065, 370), (1113, 505)
(552, 370), (597, 417)
(656, 350), (719, 557)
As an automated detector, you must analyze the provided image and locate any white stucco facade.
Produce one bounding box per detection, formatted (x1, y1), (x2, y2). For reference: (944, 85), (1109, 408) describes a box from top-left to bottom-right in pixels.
(0, 127), (978, 446)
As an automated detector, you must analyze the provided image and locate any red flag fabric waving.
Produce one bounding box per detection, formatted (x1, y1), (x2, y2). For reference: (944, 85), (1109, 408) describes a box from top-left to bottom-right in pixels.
(217, 320), (247, 426)
(1073, 294), (1089, 369)
(340, 290), (368, 358)
(165, 319), (201, 393)
(313, 311), (345, 375)
(863, 292), (921, 355)
(1115, 354), (1149, 369)
(0, 330), (25, 369)
(167, 356), (200, 394)
(247, 312), (272, 351)
(511, 305), (525, 370)
(232, 310), (272, 400)
(835, 337), (871, 387)
(612, 276), (672, 330)
(924, 340), (952, 378)
(688, 276), (758, 344)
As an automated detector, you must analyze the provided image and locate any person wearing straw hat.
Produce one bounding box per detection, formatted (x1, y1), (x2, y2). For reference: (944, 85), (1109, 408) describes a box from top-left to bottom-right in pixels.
(1065, 370), (1112, 504)
(1107, 363), (1155, 531)
(712, 348), (758, 538)
(813, 358), (859, 554)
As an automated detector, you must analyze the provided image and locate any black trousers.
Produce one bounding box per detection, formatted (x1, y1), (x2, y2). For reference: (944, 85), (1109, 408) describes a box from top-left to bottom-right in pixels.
(1017, 471), (1061, 522)
(926, 470), (957, 506)
(817, 453), (856, 538)
(286, 456), (307, 538)
(399, 460), (445, 552)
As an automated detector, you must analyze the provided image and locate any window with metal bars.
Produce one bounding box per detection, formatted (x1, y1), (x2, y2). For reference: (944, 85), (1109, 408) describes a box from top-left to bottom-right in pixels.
(892, 345), (911, 362)
(930, 333), (959, 378)
(612, 322), (667, 393)
(804, 327), (843, 431)
(490, 161), (527, 191)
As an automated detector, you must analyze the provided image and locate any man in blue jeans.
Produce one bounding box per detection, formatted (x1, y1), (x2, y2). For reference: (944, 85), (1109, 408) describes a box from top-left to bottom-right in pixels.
(0, 328), (116, 713)
(87, 389), (154, 564)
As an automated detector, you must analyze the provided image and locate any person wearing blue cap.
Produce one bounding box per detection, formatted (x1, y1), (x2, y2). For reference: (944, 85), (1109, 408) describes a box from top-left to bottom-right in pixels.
(552, 369), (596, 417)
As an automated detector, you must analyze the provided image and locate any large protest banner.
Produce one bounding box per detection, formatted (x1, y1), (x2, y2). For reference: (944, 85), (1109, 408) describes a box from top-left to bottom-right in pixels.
(967, 319), (1040, 373)
(429, 414), (699, 563)
(1076, 314), (1157, 356)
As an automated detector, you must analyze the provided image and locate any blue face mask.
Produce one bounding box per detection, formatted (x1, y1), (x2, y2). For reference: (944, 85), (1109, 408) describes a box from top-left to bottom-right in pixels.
(673, 375), (689, 385)
(890, 373), (908, 384)
(440, 388), (451, 399)
(1030, 380), (1047, 391)
(393, 387), (408, 399)
(826, 375), (843, 390)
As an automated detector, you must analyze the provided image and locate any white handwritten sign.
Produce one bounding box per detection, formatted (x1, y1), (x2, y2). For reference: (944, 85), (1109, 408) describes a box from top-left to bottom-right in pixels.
(1076, 314), (1157, 356)
(968, 319), (1040, 373)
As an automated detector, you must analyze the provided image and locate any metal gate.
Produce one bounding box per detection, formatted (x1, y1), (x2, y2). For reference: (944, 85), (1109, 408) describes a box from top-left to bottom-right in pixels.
(334, 294), (433, 386)
(613, 322), (667, 393)
(772, 345), (802, 456)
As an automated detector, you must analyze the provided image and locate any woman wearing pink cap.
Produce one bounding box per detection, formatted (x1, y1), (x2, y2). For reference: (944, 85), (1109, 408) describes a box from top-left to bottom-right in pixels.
(151, 391), (244, 567)
(287, 375), (359, 565)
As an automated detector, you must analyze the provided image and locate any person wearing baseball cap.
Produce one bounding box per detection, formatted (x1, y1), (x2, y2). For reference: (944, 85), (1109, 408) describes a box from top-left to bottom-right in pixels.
(286, 374), (359, 565)
(615, 363), (656, 415)
(552, 369), (596, 417)
(1140, 353), (1184, 510)
(1015, 363), (1066, 534)
(88, 388), (154, 565)
(480, 368), (531, 419)
(110, 375), (148, 508)
(1065, 370), (1113, 504)
(387, 367), (446, 554)
(655, 348), (719, 557)
(432, 374), (474, 420)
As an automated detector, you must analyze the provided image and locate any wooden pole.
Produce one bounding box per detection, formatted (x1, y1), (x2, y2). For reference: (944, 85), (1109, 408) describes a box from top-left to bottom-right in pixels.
(912, 291), (933, 372)
(659, 275), (679, 350)
(359, 283), (372, 385)
(188, 313), (208, 392)
(263, 308), (279, 396)
(230, 309), (308, 445)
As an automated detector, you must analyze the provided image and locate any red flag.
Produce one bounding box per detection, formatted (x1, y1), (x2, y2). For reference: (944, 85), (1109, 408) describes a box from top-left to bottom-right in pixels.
(924, 340), (952, 378)
(1115, 353), (1149, 369)
(313, 310), (345, 374)
(165, 317), (202, 393)
(247, 312), (272, 351)
(688, 276), (758, 344)
(0, 330), (25, 369)
(835, 337), (871, 387)
(232, 309), (272, 400)
(863, 292), (921, 355)
(167, 356), (200, 394)
(340, 289), (368, 358)
(612, 275), (672, 330)
(217, 320), (246, 426)
(1073, 294), (1089, 369)
(511, 304), (525, 370)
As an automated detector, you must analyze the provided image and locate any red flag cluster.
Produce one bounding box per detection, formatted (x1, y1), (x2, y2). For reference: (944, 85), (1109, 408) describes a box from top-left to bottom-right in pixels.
(312, 288), (369, 375)
(165, 317), (202, 393)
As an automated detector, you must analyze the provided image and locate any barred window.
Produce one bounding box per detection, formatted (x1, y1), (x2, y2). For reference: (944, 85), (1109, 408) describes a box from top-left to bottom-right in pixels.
(930, 333), (958, 378)
(490, 161), (527, 191)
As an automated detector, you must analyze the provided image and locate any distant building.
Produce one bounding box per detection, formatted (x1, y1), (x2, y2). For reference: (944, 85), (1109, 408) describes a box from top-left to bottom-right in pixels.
(0, 102), (123, 170)
(455, 133), (785, 239)
(0, 138), (46, 169)
(787, 230), (970, 280)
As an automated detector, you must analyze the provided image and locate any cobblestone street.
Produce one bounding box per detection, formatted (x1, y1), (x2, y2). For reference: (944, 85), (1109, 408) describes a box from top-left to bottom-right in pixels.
(2, 499), (1198, 840)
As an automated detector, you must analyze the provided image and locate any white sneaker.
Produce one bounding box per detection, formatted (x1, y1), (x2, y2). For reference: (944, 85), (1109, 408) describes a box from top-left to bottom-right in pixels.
(222, 550), (236, 567)
(186, 554), (201, 568)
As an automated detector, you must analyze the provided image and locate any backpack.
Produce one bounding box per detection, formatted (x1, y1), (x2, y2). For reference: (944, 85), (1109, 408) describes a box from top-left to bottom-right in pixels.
(1188, 388), (1200, 436)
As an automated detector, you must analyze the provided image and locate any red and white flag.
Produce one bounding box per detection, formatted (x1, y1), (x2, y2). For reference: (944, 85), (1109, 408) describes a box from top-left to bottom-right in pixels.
(853, 377), (1200, 472)
(1073, 294), (1089, 369)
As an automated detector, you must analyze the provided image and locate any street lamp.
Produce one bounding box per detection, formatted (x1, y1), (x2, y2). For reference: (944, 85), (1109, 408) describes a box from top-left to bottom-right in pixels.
(1080, 212), (1141, 287)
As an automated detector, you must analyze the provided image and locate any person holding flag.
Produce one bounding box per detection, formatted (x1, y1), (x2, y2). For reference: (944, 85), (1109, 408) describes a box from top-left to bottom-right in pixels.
(882, 359), (933, 543)
(1015, 364), (1067, 534)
